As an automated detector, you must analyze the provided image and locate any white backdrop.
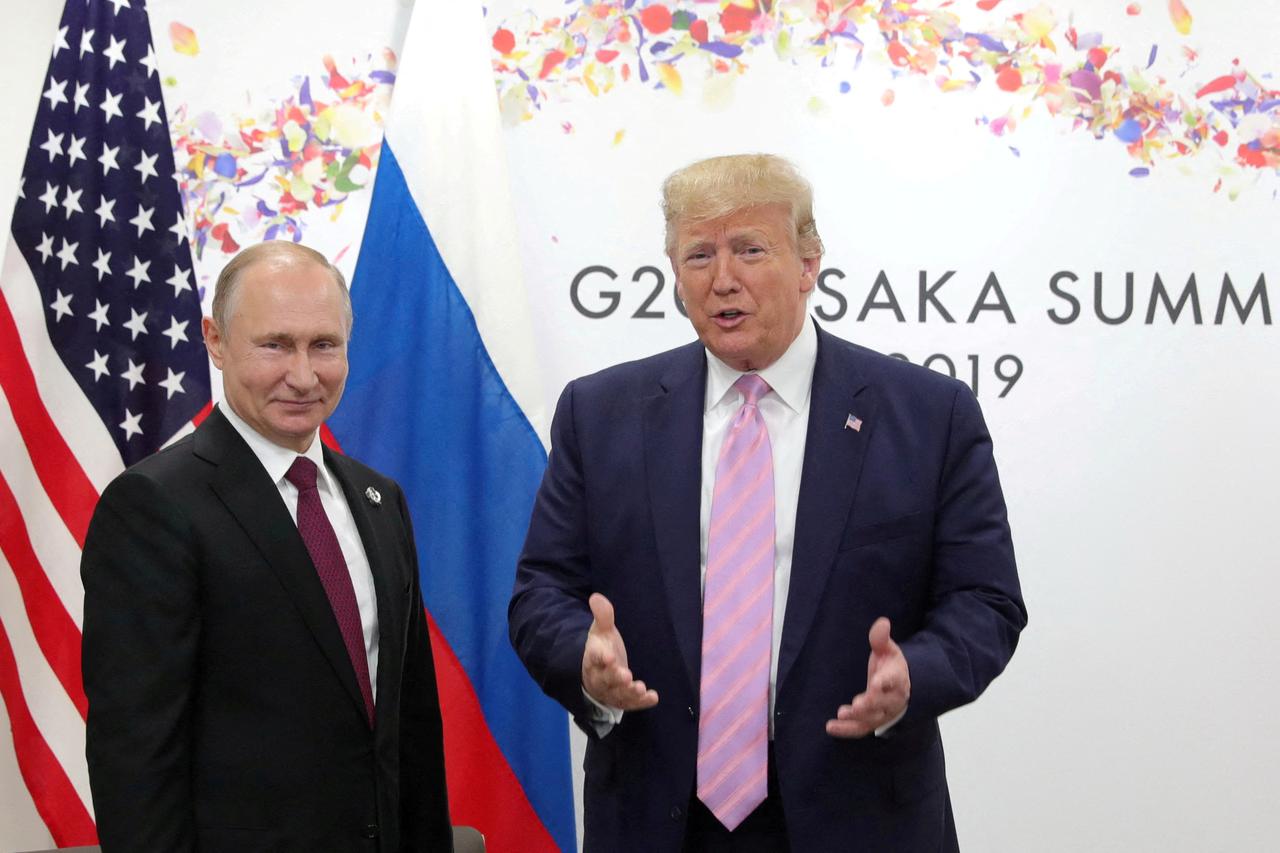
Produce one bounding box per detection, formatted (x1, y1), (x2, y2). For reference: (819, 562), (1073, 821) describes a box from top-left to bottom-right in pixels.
(2, 1), (1278, 850)
(492, 3), (1280, 850)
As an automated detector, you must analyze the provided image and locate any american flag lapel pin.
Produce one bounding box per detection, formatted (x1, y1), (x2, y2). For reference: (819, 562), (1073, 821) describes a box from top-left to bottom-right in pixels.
(844, 413), (863, 432)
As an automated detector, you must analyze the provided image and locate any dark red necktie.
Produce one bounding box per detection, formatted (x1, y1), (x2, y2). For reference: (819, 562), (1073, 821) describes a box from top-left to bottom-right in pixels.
(285, 457), (375, 726)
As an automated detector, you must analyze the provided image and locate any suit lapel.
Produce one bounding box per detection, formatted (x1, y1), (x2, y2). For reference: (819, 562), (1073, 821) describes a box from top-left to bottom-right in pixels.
(326, 448), (404, 727)
(197, 409), (370, 724)
(777, 327), (878, 695)
(642, 344), (707, 697)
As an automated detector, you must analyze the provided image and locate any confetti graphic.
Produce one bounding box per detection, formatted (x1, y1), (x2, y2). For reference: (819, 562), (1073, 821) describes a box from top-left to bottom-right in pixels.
(169, 21), (200, 57)
(489, 1), (1279, 192)
(168, 50), (397, 266)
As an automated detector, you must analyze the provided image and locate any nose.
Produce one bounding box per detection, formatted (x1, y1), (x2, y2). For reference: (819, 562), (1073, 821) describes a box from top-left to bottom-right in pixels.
(283, 349), (318, 392)
(710, 250), (739, 295)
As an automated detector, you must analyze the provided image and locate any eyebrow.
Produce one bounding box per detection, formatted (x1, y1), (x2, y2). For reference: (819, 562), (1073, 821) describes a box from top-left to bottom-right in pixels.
(679, 228), (773, 255)
(255, 331), (344, 345)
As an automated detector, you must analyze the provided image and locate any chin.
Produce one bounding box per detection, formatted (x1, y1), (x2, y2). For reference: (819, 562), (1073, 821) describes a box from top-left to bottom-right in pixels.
(271, 419), (321, 441)
(708, 340), (758, 366)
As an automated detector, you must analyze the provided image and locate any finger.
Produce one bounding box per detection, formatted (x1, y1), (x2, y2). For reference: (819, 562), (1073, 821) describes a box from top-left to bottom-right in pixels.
(841, 693), (893, 722)
(826, 717), (873, 739)
(588, 593), (616, 634)
(868, 616), (892, 653)
(619, 688), (659, 710)
(604, 681), (657, 709)
(607, 666), (635, 689)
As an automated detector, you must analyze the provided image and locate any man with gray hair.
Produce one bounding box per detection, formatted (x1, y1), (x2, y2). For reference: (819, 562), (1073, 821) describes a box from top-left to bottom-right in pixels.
(511, 154), (1026, 851)
(82, 241), (453, 851)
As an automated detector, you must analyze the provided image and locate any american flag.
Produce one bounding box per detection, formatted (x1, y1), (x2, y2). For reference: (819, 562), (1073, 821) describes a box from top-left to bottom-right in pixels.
(0, 0), (210, 844)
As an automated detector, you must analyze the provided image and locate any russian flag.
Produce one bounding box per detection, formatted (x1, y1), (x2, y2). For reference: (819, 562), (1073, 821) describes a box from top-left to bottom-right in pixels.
(326, 4), (574, 851)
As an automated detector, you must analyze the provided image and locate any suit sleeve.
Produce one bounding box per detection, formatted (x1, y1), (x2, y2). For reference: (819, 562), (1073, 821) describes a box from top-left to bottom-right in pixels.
(508, 381), (597, 724)
(899, 385), (1028, 723)
(81, 471), (199, 852)
(394, 485), (454, 852)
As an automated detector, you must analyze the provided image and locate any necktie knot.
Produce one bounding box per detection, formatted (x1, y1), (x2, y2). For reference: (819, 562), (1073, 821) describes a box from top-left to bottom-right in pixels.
(285, 456), (319, 492)
(734, 373), (770, 408)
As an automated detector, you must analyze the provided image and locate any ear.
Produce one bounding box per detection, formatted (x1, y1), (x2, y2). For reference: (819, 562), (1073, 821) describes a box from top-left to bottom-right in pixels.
(202, 316), (225, 369)
(799, 254), (820, 294)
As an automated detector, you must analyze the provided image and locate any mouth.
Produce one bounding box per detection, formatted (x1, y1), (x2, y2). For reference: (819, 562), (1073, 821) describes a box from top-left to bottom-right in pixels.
(711, 309), (748, 328)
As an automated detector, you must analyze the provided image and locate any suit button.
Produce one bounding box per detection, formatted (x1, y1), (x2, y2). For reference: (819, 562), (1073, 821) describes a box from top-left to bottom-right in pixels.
(362, 823), (379, 839)
(687, 706), (696, 719)
(670, 805), (683, 820)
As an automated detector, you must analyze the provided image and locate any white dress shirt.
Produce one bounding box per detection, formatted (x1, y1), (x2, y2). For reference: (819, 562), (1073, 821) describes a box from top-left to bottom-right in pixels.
(700, 317), (817, 729)
(220, 404), (380, 699)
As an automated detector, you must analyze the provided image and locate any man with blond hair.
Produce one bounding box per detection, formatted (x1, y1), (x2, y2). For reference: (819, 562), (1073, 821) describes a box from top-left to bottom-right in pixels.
(511, 154), (1026, 851)
(82, 242), (452, 852)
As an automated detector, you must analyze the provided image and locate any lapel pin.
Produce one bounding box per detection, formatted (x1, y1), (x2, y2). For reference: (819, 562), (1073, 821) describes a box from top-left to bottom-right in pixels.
(844, 413), (863, 432)
(364, 486), (382, 506)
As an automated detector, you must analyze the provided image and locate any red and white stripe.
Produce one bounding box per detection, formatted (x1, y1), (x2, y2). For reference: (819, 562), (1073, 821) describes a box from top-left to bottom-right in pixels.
(0, 232), (186, 846)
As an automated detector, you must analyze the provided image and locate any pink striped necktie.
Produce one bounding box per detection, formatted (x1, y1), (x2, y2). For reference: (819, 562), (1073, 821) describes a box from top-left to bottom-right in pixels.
(697, 372), (775, 831)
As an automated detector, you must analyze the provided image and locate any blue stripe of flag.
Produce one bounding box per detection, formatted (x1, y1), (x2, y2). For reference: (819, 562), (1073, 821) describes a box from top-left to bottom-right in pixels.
(328, 144), (574, 852)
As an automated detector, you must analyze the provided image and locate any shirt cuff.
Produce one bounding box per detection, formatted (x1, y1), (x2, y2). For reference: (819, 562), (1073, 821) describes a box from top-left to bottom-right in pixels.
(581, 687), (624, 737)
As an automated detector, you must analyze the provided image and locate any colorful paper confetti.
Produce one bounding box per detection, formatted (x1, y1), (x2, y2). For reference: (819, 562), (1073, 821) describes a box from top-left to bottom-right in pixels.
(488, 1), (1279, 190)
(169, 50), (397, 262)
(169, 22), (200, 57)
(1168, 0), (1193, 36)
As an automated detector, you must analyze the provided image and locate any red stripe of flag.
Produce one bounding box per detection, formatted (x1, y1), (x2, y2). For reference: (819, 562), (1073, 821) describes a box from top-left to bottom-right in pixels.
(426, 610), (560, 852)
(0, 471), (88, 719)
(289, 419), (557, 847)
(0, 616), (97, 846)
(0, 289), (100, 547)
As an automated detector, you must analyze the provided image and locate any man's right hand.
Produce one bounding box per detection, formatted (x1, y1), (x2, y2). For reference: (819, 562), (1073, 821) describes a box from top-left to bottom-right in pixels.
(582, 593), (659, 710)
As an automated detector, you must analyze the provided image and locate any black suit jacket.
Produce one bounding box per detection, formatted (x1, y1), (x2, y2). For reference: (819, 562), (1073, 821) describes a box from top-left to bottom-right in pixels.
(510, 325), (1027, 852)
(82, 407), (452, 852)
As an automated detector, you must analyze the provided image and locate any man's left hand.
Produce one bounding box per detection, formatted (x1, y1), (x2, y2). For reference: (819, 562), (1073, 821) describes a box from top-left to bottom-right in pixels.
(826, 617), (910, 738)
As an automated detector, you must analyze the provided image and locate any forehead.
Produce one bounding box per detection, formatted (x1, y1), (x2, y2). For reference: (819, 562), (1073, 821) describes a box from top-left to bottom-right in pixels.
(676, 203), (793, 245)
(234, 260), (346, 324)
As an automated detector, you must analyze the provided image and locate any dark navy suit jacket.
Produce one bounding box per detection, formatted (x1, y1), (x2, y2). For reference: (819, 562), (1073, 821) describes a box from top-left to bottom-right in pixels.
(510, 324), (1026, 852)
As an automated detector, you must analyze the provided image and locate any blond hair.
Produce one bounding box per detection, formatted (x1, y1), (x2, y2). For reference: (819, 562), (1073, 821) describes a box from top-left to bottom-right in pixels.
(661, 153), (824, 259)
(211, 241), (351, 333)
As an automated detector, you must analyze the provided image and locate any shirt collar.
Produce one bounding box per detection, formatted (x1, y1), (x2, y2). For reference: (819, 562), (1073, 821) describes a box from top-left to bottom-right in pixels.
(703, 315), (818, 414)
(218, 403), (336, 495)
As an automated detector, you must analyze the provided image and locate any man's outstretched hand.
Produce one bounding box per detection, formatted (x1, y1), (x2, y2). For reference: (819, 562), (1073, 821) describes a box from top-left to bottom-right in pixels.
(826, 617), (910, 738)
(581, 593), (659, 710)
